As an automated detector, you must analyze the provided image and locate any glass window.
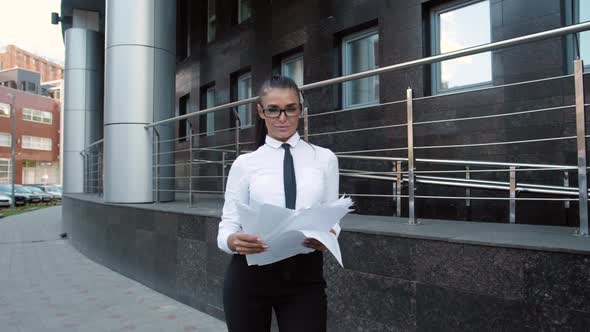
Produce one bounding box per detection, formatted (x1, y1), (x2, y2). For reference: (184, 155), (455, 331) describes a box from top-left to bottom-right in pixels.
(342, 28), (379, 109)
(0, 133), (11, 147)
(22, 136), (52, 151)
(0, 103), (10, 117)
(185, 8), (191, 58)
(432, 0), (491, 93)
(178, 94), (190, 142)
(237, 72), (252, 128)
(206, 87), (216, 136)
(42, 114), (52, 123)
(208, 0), (216, 43)
(23, 108), (52, 124)
(577, 0), (590, 65)
(281, 54), (304, 86)
(0, 159), (11, 184)
(238, 0), (251, 23)
(177, 0), (190, 60)
(23, 109), (32, 121)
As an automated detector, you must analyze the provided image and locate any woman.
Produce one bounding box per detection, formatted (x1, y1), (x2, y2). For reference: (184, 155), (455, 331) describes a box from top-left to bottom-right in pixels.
(217, 75), (341, 332)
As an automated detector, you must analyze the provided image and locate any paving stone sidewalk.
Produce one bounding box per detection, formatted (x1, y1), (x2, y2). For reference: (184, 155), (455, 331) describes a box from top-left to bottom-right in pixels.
(0, 206), (227, 332)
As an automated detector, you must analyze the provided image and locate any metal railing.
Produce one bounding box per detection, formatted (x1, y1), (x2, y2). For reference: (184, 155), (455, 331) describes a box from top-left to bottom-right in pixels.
(81, 139), (103, 195)
(83, 21), (590, 236)
(151, 123), (232, 205)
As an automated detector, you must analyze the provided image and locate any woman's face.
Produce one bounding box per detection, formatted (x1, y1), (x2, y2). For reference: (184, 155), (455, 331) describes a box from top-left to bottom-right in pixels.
(257, 87), (301, 142)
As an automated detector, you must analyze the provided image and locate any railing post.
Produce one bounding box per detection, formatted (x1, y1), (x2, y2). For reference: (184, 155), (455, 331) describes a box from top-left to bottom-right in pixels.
(564, 171), (570, 210)
(509, 166), (516, 224)
(89, 151), (93, 193)
(465, 166), (471, 208)
(93, 148), (98, 193)
(406, 88), (417, 225)
(85, 152), (89, 193)
(153, 128), (160, 203)
(303, 102), (309, 142)
(97, 146), (102, 195)
(395, 161), (402, 217)
(100, 146), (104, 195)
(87, 152), (90, 192)
(81, 152), (87, 193)
(234, 108), (241, 156)
(574, 59), (589, 236)
(188, 122), (193, 207)
(221, 152), (227, 192)
(392, 162), (396, 218)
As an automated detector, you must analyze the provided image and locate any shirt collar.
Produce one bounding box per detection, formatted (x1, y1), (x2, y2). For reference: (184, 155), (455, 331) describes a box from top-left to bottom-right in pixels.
(265, 132), (301, 150)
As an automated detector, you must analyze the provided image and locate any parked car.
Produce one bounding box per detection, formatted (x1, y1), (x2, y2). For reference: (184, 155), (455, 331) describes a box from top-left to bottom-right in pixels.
(14, 185), (41, 204)
(36, 185), (62, 201)
(0, 185), (27, 206)
(0, 194), (12, 207)
(25, 186), (53, 203)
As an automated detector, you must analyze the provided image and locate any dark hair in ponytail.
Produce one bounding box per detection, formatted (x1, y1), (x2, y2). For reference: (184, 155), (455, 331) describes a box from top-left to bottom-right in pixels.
(254, 75), (302, 148)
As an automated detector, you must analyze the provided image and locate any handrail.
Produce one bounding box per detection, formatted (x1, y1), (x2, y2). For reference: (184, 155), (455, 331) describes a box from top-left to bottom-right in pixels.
(300, 22), (590, 90)
(340, 172), (582, 197)
(82, 139), (103, 151)
(336, 154), (576, 170)
(81, 138), (104, 196)
(143, 21), (590, 129)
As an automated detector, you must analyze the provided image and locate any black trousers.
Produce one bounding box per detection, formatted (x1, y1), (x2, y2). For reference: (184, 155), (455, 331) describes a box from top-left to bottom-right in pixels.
(223, 251), (327, 332)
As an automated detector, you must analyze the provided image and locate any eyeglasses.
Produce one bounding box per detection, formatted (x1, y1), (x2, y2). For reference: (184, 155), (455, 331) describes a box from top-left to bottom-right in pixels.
(261, 105), (301, 118)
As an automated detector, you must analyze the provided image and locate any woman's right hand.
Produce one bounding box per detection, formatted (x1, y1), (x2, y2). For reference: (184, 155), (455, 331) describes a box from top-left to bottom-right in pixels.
(227, 233), (268, 255)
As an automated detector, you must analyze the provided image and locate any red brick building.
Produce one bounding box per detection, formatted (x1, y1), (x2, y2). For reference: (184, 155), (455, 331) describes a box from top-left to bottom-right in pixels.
(0, 45), (64, 82)
(0, 86), (61, 185)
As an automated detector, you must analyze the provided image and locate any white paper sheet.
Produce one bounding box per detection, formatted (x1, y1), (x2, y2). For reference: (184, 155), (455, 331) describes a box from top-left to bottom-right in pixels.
(237, 196), (354, 267)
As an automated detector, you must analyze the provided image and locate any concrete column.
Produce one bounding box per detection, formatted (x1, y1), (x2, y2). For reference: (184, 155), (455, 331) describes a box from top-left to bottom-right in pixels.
(104, 0), (176, 203)
(63, 28), (104, 194)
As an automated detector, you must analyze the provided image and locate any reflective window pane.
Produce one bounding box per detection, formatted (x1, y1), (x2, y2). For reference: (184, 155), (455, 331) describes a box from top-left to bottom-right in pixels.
(206, 87), (216, 136)
(22, 135), (52, 151)
(580, 0), (590, 64)
(0, 133), (10, 147)
(22, 108), (51, 124)
(0, 103), (9, 117)
(437, 0), (491, 91)
(0, 159), (11, 183)
(237, 73), (252, 127)
(208, 0), (216, 42)
(343, 30), (379, 108)
(282, 55), (304, 86)
(239, 0), (251, 23)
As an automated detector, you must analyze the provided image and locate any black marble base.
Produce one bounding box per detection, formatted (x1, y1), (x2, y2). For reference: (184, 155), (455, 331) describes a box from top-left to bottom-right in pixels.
(63, 196), (590, 332)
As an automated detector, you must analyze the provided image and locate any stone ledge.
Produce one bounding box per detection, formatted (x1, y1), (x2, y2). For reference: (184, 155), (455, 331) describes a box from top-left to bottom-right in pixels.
(65, 193), (590, 255)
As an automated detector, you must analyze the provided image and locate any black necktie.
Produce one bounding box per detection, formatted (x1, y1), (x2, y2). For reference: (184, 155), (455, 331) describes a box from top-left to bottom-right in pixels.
(282, 143), (296, 209)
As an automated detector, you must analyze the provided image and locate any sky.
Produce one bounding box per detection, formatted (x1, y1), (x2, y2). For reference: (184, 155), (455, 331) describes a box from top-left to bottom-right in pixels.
(0, 0), (65, 64)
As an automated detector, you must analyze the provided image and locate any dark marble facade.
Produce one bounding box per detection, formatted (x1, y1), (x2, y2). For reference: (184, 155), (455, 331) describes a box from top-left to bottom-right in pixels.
(171, 0), (590, 228)
(63, 196), (590, 331)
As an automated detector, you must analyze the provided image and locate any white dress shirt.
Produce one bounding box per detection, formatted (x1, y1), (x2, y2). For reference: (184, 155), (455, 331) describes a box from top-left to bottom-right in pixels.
(217, 131), (341, 254)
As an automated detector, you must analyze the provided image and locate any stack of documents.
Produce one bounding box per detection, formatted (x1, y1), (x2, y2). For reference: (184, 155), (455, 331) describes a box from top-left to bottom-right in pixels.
(236, 196), (354, 267)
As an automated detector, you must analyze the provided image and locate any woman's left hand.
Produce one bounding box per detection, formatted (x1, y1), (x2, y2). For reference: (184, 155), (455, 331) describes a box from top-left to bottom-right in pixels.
(302, 229), (337, 252)
(303, 238), (327, 251)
